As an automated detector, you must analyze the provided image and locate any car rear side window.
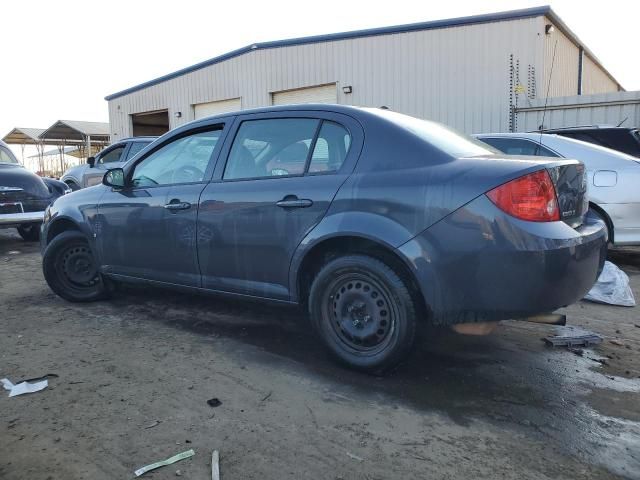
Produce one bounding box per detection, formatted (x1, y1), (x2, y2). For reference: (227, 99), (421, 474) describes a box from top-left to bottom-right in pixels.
(125, 142), (149, 161)
(308, 121), (351, 173)
(480, 137), (559, 157)
(132, 130), (221, 187)
(223, 118), (319, 180)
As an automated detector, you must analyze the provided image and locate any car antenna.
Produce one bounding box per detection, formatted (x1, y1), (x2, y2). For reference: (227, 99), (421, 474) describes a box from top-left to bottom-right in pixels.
(536, 39), (558, 155)
(616, 117), (628, 127)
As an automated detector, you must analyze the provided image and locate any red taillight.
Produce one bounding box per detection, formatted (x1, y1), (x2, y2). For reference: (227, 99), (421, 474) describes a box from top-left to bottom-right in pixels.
(487, 170), (560, 222)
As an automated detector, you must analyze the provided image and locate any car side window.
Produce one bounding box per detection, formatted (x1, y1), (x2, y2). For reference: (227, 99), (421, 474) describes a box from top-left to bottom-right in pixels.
(99, 146), (126, 164)
(0, 146), (18, 164)
(308, 121), (351, 173)
(125, 142), (149, 161)
(223, 118), (319, 180)
(131, 130), (221, 187)
(481, 138), (559, 157)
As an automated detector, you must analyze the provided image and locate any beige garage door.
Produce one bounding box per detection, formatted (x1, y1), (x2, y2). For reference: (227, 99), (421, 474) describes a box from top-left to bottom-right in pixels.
(272, 84), (337, 106)
(193, 98), (242, 119)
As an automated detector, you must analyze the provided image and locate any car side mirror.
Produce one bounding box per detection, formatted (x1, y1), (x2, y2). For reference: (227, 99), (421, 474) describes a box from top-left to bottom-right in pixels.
(87, 156), (96, 168)
(103, 168), (125, 189)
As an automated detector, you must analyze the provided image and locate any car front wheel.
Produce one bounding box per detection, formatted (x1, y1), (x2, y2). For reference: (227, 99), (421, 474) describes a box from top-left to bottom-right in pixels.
(309, 255), (417, 373)
(42, 230), (109, 302)
(17, 223), (40, 242)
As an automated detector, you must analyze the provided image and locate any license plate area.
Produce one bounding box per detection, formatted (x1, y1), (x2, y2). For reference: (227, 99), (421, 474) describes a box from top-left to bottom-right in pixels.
(0, 202), (24, 214)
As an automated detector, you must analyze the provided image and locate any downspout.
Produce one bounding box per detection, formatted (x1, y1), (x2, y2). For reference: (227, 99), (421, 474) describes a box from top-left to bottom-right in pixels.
(577, 46), (584, 95)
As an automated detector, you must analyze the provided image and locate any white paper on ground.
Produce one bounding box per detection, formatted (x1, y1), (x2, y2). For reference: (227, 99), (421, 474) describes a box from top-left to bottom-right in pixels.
(1, 378), (49, 397)
(134, 449), (195, 477)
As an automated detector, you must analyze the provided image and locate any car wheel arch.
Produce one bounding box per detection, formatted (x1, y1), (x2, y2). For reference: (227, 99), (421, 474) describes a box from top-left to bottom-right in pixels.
(46, 217), (82, 245)
(293, 234), (429, 320)
(589, 202), (614, 243)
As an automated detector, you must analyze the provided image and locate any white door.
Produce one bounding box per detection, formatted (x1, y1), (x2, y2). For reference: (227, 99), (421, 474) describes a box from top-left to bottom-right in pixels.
(272, 84), (337, 105)
(193, 98), (242, 119)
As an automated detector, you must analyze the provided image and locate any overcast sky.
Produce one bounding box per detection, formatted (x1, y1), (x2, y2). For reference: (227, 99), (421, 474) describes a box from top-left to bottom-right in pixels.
(2, 0), (638, 157)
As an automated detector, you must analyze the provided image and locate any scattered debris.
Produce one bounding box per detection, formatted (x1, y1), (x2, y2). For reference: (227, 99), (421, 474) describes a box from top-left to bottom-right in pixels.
(569, 348), (584, 356)
(1, 377), (49, 397)
(584, 261), (636, 306)
(7, 250), (20, 255)
(346, 452), (363, 462)
(175, 470), (182, 476)
(134, 449), (195, 477)
(610, 339), (626, 347)
(544, 326), (603, 347)
(207, 398), (222, 408)
(143, 420), (161, 430)
(260, 391), (273, 402)
(211, 450), (220, 480)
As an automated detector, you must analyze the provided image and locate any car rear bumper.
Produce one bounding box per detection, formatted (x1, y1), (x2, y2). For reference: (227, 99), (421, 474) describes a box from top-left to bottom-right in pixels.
(397, 195), (607, 325)
(0, 210), (44, 227)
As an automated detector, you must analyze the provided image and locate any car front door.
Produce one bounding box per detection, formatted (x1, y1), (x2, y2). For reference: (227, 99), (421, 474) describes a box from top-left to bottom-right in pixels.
(83, 143), (129, 188)
(96, 124), (226, 286)
(197, 111), (363, 300)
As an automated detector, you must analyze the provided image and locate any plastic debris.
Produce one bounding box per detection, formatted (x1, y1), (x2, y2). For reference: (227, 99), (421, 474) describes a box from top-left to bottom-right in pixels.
(584, 261), (636, 307)
(1, 377), (48, 397)
(211, 450), (220, 480)
(544, 326), (603, 347)
(134, 449), (195, 477)
(207, 398), (222, 408)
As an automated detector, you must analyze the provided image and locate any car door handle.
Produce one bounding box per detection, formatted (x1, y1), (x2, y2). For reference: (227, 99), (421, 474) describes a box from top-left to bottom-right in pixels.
(164, 201), (191, 211)
(276, 198), (313, 209)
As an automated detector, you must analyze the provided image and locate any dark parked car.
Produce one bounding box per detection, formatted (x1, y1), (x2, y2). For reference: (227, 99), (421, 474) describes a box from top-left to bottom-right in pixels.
(0, 140), (70, 241)
(61, 136), (155, 190)
(541, 126), (640, 158)
(40, 106), (606, 372)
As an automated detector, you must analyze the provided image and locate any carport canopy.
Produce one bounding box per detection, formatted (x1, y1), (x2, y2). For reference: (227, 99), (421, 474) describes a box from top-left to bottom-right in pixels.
(2, 127), (46, 145)
(39, 120), (110, 145)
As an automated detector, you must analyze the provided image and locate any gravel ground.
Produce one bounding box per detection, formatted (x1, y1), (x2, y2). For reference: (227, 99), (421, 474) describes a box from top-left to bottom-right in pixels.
(1, 229), (639, 479)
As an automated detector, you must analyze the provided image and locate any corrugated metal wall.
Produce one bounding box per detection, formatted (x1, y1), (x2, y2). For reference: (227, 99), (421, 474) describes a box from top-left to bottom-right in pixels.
(543, 19), (579, 98)
(516, 91), (640, 131)
(107, 14), (621, 138)
(582, 55), (619, 95)
(108, 17), (544, 138)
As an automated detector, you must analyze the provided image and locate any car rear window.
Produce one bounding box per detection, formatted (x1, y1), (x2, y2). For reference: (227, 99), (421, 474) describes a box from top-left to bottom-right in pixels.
(0, 146), (18, 164)
(375, 110), (496, 158)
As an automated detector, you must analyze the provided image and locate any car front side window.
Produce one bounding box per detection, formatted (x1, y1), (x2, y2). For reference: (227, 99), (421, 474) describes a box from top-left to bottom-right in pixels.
(131, 130), (221, 187)
(99, 146), (126, 164)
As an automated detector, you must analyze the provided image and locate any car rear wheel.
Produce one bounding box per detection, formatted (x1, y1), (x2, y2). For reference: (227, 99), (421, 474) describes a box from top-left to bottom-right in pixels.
(309, 255), (417, 373)
(42, 231), (109, 302)
(17, 223), (40, 242)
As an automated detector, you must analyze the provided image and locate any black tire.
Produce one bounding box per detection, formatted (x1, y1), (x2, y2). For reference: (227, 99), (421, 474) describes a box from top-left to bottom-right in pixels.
(42, 231), (109, 302)
(17, 223), (40, 242)
(65, 181), (80, 191)
(309, 255), (417, 373)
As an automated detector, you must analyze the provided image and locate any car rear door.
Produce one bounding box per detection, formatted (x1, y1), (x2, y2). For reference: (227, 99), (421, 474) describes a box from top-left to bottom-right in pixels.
(96, 123), (227, 286)
(197, 110), (363, 300)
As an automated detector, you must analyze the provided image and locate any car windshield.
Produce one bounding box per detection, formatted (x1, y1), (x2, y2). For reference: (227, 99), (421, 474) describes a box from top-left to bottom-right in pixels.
(0, 145), (19, 164)
(372, 109), (498, 157)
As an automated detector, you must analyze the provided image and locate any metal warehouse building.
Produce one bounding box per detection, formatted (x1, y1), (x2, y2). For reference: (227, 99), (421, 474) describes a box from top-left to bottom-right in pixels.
(105, 5), (623, 139)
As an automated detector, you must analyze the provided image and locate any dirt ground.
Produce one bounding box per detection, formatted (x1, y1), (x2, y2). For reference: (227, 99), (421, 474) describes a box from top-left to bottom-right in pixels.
(1, 229), (639, 480)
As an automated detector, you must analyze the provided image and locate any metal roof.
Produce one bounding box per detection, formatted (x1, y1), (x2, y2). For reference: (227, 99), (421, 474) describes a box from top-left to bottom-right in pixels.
(2, 127), (46, 145)
(106, 5), (560, 101)
(39, 120), (110, 143)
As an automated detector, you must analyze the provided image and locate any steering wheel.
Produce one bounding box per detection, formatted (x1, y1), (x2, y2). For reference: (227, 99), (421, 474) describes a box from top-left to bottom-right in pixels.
(173, 165), (204, 183)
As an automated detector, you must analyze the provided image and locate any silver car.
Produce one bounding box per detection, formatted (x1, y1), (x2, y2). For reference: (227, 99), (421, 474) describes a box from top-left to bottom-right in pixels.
(475, 132), (640, 246)
(61, 137), (155, 190)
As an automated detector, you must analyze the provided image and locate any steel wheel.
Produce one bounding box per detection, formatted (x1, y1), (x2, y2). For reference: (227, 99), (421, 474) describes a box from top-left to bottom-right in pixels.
(323, 273), (397, 355)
